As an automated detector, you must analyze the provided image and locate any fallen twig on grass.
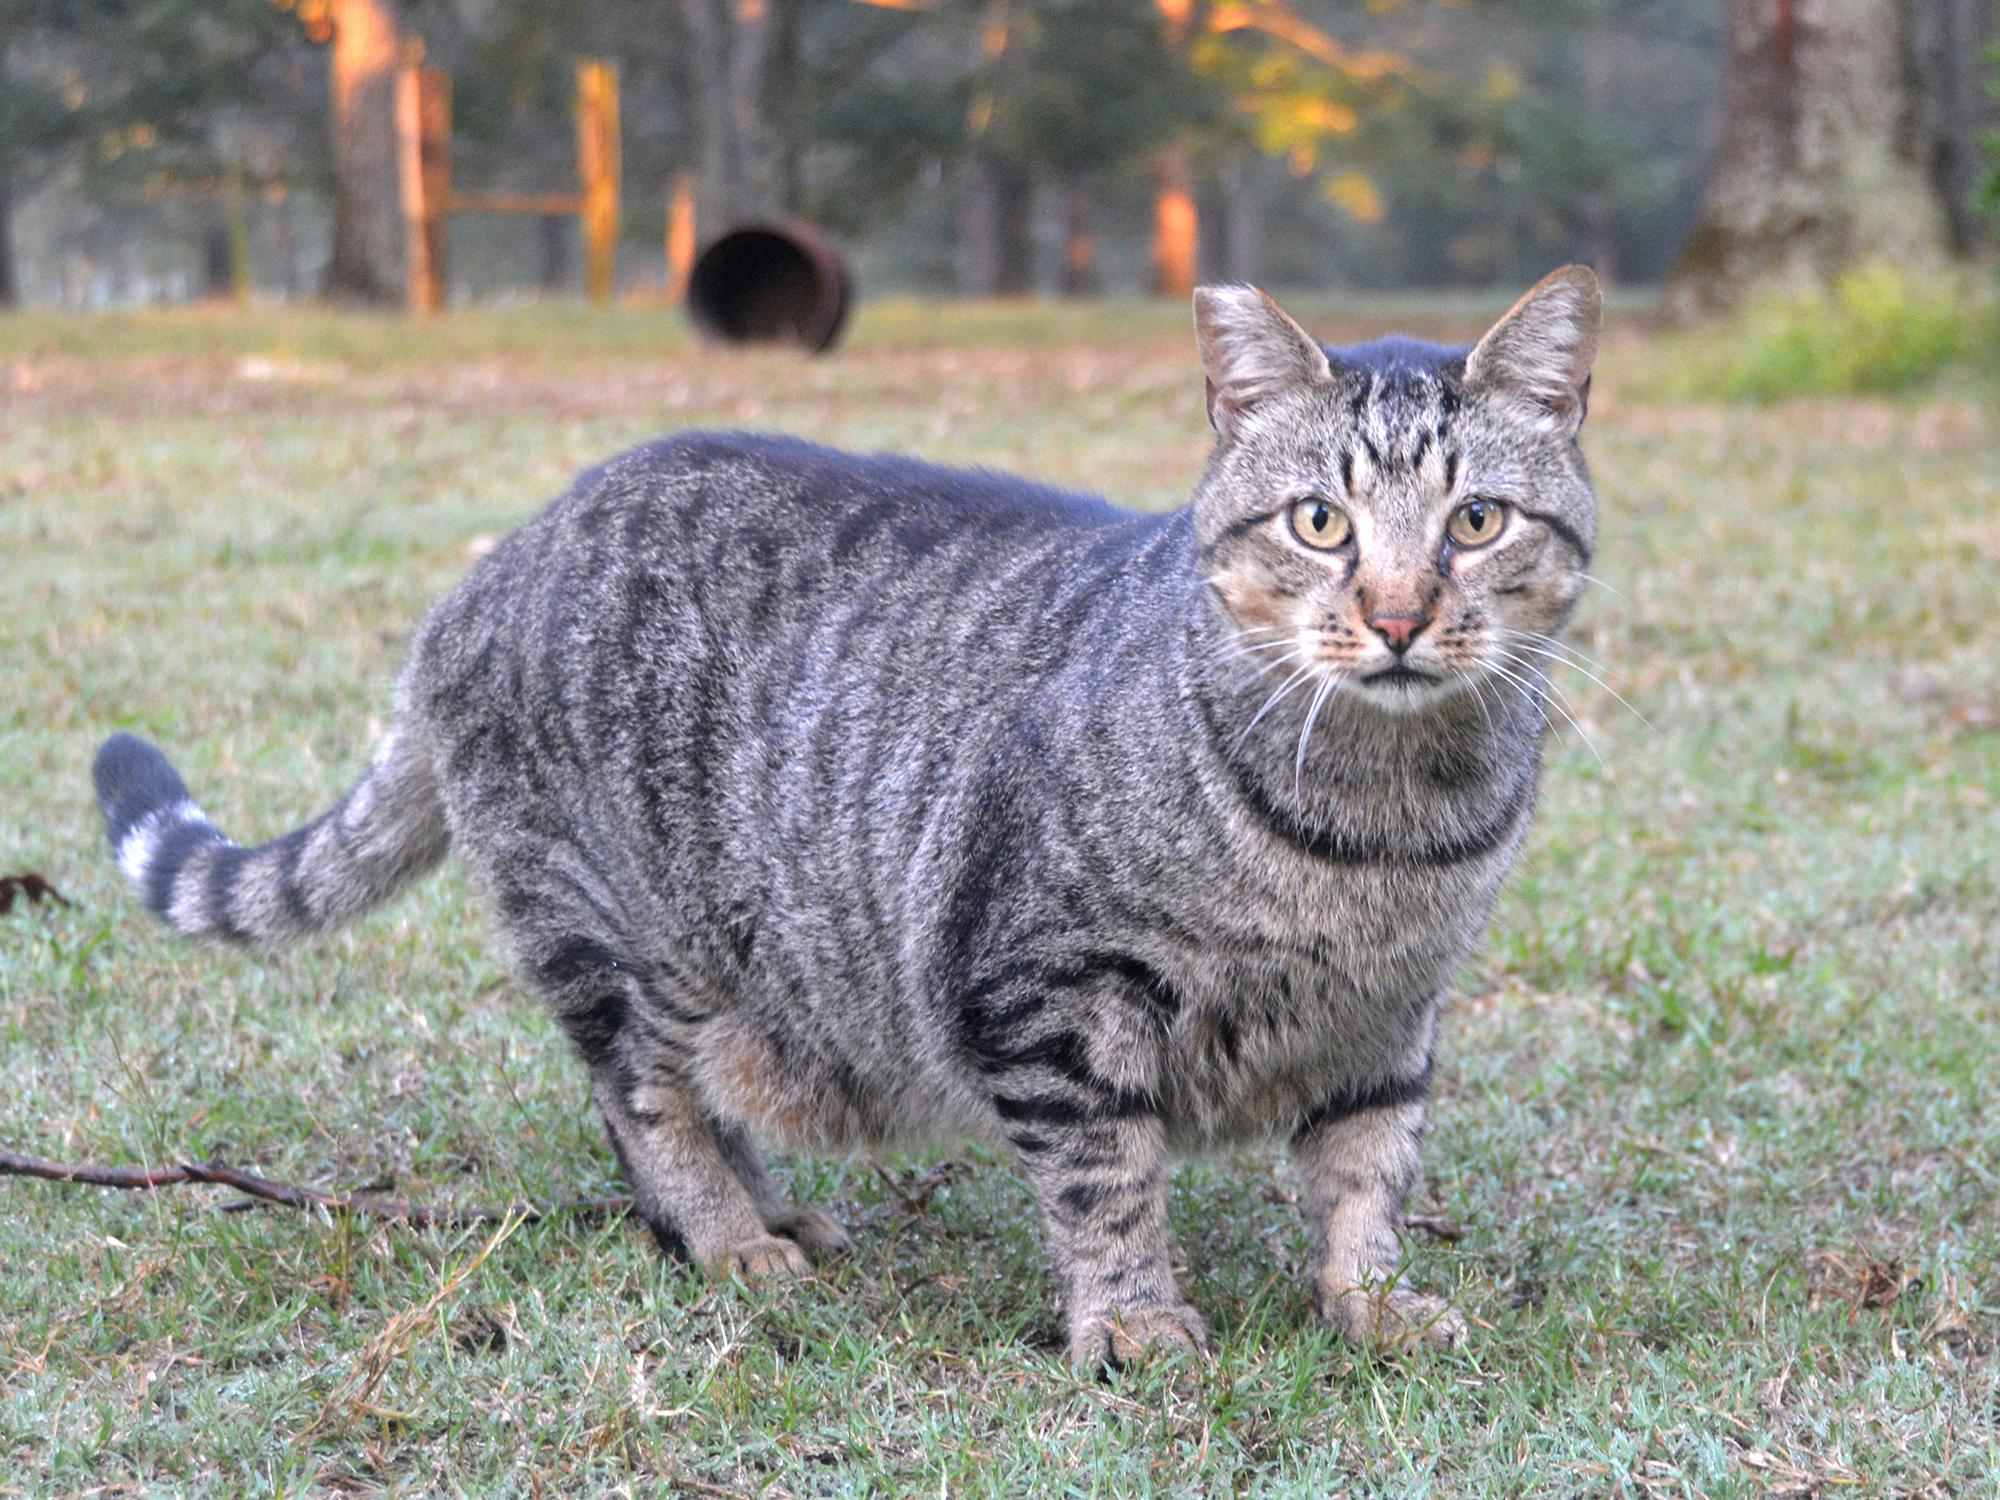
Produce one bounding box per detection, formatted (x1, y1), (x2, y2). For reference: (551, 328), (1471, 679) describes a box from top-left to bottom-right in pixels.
(872, 1160), (957, 1217)
(0, 1149), (632, 1229)
(0, 872), (70, 915)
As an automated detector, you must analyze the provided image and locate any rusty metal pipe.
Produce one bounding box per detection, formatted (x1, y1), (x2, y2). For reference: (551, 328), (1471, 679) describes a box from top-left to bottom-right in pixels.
(684, 221), (852, 354)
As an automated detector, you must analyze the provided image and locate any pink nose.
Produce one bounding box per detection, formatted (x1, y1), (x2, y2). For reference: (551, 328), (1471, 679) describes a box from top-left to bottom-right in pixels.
(1368, 614), (1430, 653)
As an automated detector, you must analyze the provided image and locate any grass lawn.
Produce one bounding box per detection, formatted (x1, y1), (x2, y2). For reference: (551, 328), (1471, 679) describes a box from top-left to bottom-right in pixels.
(1, 295), (1995, 1496)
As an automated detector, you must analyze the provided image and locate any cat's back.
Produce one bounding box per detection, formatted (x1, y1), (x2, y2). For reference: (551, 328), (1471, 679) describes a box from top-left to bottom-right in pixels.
(410, 428), (1164, 717)
(554, 428), (1141, 589)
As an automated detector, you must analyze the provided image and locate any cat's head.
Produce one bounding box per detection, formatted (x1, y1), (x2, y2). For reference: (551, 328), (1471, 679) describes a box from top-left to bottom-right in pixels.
(1190, 268), (1601, 711)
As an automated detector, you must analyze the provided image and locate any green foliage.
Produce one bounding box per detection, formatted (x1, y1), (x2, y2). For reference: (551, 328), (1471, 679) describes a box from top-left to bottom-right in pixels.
(1717, 265), (1997, 401)
(0, 0), (308, 191)
(1983, 39), (2000, 229)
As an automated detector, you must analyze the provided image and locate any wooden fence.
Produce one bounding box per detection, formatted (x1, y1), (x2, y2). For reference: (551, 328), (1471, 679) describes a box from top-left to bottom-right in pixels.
(396, 60), (622, 312)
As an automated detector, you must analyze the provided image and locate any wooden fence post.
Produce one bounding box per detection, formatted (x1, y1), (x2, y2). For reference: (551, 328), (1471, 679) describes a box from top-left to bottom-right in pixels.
(577, 61), (621, 305)
(666, 171), (697, 302)
(397, 64), (451, 313)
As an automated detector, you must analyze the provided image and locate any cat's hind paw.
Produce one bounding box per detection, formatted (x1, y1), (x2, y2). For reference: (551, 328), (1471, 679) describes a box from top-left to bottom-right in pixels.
(719, 1234), (816, 1281)
(766, 1205), (853, 1262)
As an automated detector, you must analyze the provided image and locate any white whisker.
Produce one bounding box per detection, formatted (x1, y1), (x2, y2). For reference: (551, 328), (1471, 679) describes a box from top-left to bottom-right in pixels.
(1293, 674), (1340, 801)
(1485, 652), (1605, 769)
(1501, 632), (1657, 737)
(1506, 627), (1613, 673)
(1232, 661), (1320, 758)
(1571, 570), (1628, 604)
(1465, 664), (1499, 743)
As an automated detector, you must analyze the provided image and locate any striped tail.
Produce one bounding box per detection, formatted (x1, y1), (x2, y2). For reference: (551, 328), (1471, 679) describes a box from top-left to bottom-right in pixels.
(92, 728), (450, 948)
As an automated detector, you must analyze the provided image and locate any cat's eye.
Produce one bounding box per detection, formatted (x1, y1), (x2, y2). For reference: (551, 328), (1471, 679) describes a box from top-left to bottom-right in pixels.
(1289, 498), (1352, 551)
(1447, 498), (1507, 548)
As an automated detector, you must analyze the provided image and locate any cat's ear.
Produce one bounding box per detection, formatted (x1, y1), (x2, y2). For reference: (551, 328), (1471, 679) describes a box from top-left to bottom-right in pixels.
(1464, 265), (1602, 436)
(1193, 285), (1333, 440)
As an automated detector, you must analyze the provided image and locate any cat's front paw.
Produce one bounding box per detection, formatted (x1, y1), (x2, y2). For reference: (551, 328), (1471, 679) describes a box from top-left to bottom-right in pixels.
(1317, 1279), (1466, 1351)
(1068, 1301), (1211, 1369)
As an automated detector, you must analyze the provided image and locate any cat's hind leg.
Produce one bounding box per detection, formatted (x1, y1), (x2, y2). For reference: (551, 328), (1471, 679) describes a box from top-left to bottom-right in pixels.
(714, 1118), (853, 1262)
(530, 934), (814, 1279)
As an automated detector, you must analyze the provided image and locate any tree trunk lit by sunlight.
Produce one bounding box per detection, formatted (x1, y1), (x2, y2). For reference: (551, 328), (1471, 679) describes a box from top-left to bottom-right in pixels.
(326, 0), (405, 303)
(1151, 141), (1198, 299)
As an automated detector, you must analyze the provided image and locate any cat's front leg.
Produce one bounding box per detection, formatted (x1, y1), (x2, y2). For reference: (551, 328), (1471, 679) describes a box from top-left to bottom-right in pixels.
(1291, 1055), (1466, 1351)
(1012, 1110), (1207, 1366)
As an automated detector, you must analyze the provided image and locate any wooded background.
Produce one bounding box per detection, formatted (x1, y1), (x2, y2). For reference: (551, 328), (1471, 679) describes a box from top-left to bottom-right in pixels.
(1, 0), (1994, 311)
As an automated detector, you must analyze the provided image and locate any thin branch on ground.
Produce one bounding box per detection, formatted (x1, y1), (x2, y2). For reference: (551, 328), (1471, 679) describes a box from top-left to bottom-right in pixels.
(872, 1160), (958, 1218)
(0, 872), (70, 915)
(0, 1150), (632, 1229)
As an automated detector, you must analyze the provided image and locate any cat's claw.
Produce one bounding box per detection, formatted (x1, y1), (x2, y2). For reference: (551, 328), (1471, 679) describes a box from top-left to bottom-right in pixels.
(767, 1206), (853, 1262)
(1068, 1301), (1211, 1369)
(1317, 1282), (1466, 1351)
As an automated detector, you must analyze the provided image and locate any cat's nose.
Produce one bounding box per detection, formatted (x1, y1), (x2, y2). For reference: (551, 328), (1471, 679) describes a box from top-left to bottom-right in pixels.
(1367, 614), (1431, 653)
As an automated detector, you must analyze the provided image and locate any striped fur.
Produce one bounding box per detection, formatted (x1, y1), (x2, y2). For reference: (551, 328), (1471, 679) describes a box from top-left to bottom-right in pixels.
(93, 722), (448, 947)
(93, 270), (1602, 1366)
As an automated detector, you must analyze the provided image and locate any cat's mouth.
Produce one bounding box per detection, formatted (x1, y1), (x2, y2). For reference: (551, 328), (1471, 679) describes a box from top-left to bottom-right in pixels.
(1360, 664), (1442, 688)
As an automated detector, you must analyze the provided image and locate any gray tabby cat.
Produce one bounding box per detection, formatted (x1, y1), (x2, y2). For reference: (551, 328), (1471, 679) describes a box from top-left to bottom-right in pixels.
(93, 267), (1601, 1366)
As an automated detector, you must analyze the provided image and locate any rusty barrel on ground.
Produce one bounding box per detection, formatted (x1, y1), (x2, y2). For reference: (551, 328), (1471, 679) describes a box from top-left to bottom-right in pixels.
(684, 222), (852, 354)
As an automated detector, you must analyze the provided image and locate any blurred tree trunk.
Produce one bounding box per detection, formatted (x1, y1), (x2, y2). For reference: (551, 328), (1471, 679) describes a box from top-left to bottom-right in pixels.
(273, 186), (301, 300)
(201, 216), (234, 301)
(1664, 0), (1953, 319)
(1577, 15), (1618, 285)
(1910, 0), (1997, 253)
(993, 160), (1034, 295)
(1061, 184), (1098, 297)
(1218, 156), (1261, 284)
(1150, 0), (1198, 297)
(682, 0), (772, 231)
(956, 0), (1029, 296)
(0, 172), (16, 308)
(1151, 139), (1197, 297)
(325, 0), (404, 303)
(537, 215), (569, 292)
(957, 158), (995, 294)
(0, 16), (17, 309)
(957, 157), (1032, 297)
(768, 0), (804, 214)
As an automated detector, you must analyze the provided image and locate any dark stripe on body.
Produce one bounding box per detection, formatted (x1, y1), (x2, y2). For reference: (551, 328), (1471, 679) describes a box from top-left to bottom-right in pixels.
(275, 823), (318, 931)
(1292, 1056), (1434, 1142)
(992, 1086), (1157, 1127)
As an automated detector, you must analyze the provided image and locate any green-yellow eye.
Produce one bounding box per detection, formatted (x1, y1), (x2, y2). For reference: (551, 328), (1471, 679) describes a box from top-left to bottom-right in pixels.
(1289, 498), (1352, 551)
(1447, 498), (1507, 547)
